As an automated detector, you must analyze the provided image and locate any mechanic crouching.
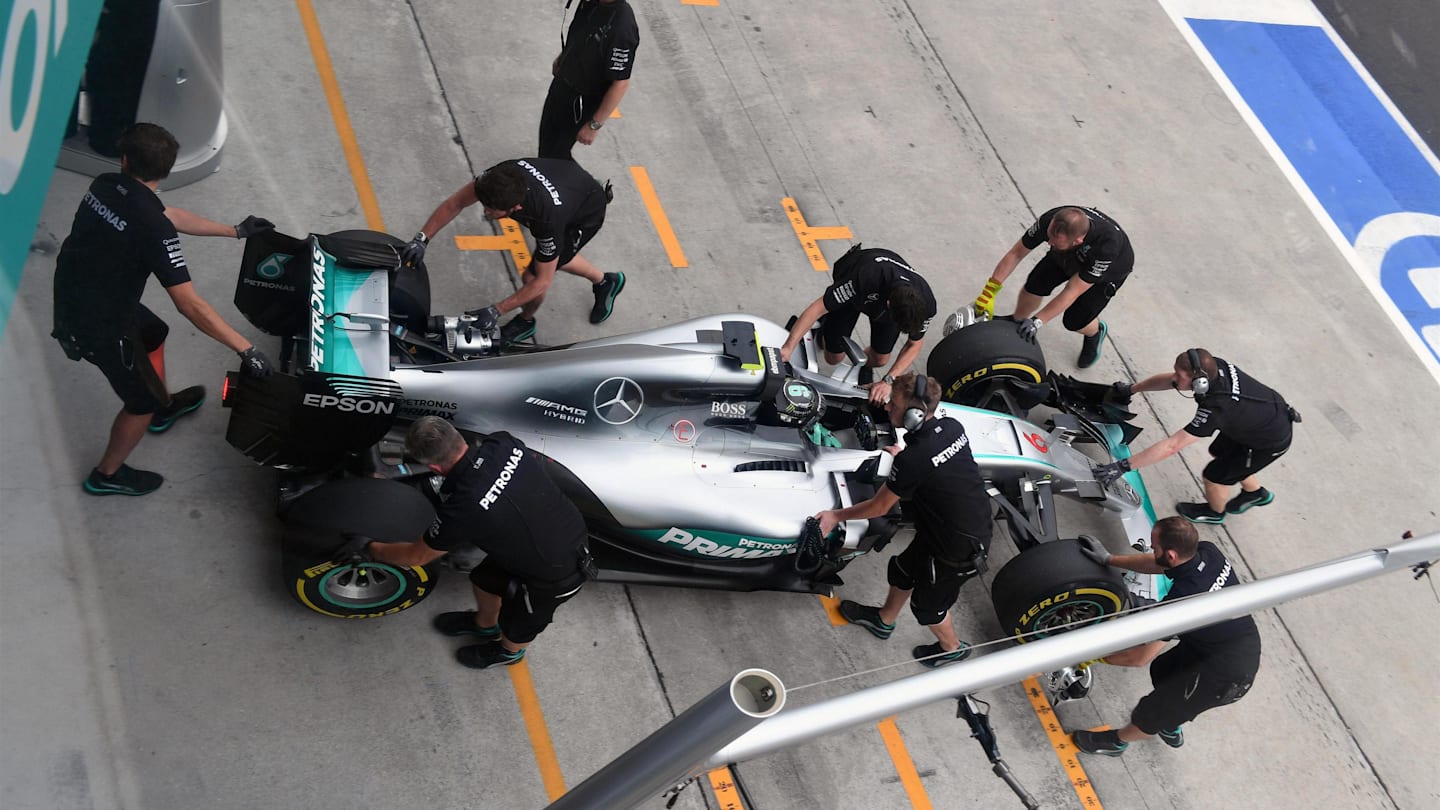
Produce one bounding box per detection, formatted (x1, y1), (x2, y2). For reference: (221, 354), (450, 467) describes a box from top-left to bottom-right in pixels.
(368, 417), (594, 670)
(1068, 518), (1261, 755)
(814, 374), (992, 667)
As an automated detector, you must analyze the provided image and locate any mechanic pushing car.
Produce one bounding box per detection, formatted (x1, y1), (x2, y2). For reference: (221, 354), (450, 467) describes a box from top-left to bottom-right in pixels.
(51, 122), (275, 497)
(778, 244), (937, 406)
(367, 417), (594, 670)
(814, 373), (992, 668)
(975, 205), (1133, 369)
(1093, 348), (1300, 524)
(1068, 519), (1261, 755)
(397, 158), (623, 347)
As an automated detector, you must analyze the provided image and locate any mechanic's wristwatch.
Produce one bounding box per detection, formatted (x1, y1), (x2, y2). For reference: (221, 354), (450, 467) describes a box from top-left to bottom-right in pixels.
(587, 120), (603, 131)
(882, 374), (895, 385)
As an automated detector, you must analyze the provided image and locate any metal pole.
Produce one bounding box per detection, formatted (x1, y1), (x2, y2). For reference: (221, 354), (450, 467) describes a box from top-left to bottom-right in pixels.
(544, 668), (785, 810)
(705, 532), (1438, 767)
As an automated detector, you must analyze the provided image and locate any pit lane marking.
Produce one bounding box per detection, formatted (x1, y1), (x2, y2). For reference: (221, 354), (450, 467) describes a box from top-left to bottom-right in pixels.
(708, 766), (746, 809)
(1021, 675), (1104, 808)
(817, 594), (848, 625)
(877, 717), (934, 809)
(455, 219), (534, 274)
(782, 198), (853, 271)
(296, 0), (386, 231)
(510, 659), (568, 799)
(630, 166), (689, 267)
(681, 0), (721, 6)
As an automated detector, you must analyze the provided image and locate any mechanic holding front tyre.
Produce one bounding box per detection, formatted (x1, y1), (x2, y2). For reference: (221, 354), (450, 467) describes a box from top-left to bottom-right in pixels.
(51, 123), (275, 497)
(367, 416), (594, 670)
(813, 374), (992, 668)
(778, 244), (938, 406)
(974, 205), (1132, 369)
(1092, 348), (1299, 524)
(1068, 519), (1261, 756)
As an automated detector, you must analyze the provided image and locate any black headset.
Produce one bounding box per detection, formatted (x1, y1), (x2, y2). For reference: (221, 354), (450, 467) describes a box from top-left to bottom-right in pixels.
(1186, 349), (1210, 397)
(902, 375), (931, 432)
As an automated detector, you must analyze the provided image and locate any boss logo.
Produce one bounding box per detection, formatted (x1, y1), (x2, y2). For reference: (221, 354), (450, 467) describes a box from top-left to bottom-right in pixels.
(711, 401), (749, 417)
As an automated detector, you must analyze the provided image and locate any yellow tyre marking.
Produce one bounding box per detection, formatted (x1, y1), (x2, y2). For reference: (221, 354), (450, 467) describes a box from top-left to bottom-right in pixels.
(877, 717), (932, 809)
(990, 362), (1044, 383)
(630, 166), (689, 268)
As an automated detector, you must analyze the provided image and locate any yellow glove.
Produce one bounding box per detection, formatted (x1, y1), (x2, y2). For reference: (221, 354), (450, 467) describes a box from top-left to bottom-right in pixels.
(973, 278), (1003, 317)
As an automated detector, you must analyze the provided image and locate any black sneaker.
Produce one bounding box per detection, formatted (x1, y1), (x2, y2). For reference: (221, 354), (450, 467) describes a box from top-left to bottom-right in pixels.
(589, 271), (626, 324)
(838, 600), (895, 639)
(1072, 729), (1128, 757)
(432, 611), (501, 640)
(1177, 501), (1226, 524)
(1225, 487), (1274, 515)
(913, 641), (972, 668)
(456, 640), (525, 669)
(149, 385), (206, 433)
(499, 315), (537, 346)
(83, 464), (163, 496)
(1077, 321), (1107, 369)
(1159, 726), (1184, 748)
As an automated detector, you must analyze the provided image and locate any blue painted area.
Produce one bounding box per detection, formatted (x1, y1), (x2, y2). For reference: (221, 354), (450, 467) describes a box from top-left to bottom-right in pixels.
(1189, 18), (1440, 364)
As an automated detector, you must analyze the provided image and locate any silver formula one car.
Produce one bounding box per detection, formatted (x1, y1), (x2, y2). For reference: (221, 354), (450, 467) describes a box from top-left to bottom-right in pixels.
(224, 229), (1166, 680)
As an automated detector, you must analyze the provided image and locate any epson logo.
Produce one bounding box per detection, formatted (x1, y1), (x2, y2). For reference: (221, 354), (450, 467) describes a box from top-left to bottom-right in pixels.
(301, 394), (395, 414)
(309, 242), (327, 366)
(711, 401), (749, 418)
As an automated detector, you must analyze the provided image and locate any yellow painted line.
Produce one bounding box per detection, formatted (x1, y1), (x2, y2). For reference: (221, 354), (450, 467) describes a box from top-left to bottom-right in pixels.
(1021, 675), (1104, 808)
(707, 767), (746, 809)
(876, 717), (933, 809)
(510, 659), (568, 800)
(818, 594), (847, 625)
(630, 166), (689, 268)
(295, 0), (385, 231)
(455, 218), (533, 274)
(609, 108), (623, 119)
(782, 197), (853, 271)
(682, 0), (721, 6)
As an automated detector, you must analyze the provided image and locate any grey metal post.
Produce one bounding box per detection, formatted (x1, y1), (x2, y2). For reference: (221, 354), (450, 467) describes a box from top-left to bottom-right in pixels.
(544, 668), (785, 810)
(707, 532), (1438, 766)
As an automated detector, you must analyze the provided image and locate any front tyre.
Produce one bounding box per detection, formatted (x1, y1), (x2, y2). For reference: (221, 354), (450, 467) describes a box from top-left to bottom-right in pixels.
(282, 551), (438, 619)
(927, 319), (1046, 413)
(990, 539), (1128, 642)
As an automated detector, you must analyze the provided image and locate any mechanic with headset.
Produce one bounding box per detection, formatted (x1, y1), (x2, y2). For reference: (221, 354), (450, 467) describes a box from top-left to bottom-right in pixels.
(974, 206), (1133, 368)
(367, 417), (594, 670)
(398, 158), (623, 346)
(813, 374), (992, 668)
(1069, 517), (1262, 756)
(51, 122), (275, 497)
(538, 0), (640, 161)
(1093, 348), (1300, 524)
(778, 244), (938, 406)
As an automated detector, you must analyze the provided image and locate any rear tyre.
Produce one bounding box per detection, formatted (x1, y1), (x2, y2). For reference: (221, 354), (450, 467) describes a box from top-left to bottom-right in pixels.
(990, 539), (1128, 642)
(282, 542), (438, 620)
(927, 320), (1046, 412)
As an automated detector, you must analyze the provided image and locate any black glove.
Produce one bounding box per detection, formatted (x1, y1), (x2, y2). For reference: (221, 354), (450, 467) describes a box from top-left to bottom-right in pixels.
(234, 215), (274, 239)
(333, 533), (375, 565)
(399, 231), (428, 269)
(1017, 316), (1043, 343)
(1092, 458), (1131, 486)
(1076, 535), (1112, 567)
(1109, 381), (1133, 405)
(238, 346), (274, 377)
(464, 305), (501, 333)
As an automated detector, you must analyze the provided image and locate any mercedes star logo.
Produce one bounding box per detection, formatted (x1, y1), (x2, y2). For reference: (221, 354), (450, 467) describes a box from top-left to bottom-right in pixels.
(593, 376), (644, 425)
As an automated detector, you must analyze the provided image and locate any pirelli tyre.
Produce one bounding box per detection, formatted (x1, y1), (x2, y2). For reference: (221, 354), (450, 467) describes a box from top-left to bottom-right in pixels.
(927, 319), (1046, 410)
(990, 539), (1129, 642)
(281, 546), (438, 620)
(277, 477), (440, 619)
